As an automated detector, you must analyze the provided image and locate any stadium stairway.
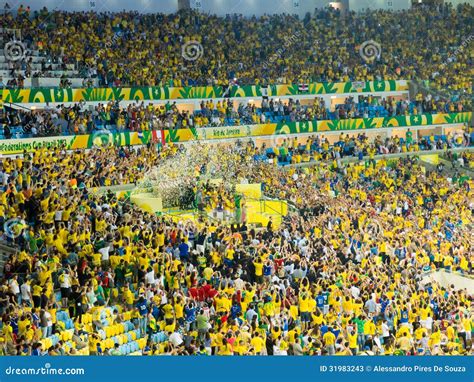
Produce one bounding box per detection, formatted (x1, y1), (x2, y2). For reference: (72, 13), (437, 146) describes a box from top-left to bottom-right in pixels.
(0, 240), (18, 276)
(40, 306), (146, 355)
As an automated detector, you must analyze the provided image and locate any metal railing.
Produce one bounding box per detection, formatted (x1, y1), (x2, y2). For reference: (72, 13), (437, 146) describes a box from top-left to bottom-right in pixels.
(4, 101), (32, 112)
(245, 196), (287, 219)
(283, 146), (474, 170)
(0, 28), (22, 41)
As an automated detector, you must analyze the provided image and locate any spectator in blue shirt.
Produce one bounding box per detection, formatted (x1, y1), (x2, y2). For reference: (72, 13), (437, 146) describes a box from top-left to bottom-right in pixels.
(230, 302), (242, 319)
(178, 240), (189, 262)
(185, 302), (197, 330)
(316, 294), (325, 309)
(263, 262), (272, 278)
(136, 297), (148, 336)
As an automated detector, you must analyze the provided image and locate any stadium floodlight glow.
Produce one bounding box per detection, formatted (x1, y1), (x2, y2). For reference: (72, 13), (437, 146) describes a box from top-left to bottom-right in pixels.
(328, 2), (343, 10)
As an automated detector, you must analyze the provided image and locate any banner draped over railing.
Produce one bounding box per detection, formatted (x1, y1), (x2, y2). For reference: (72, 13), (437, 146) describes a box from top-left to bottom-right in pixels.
(165, 112), (471, 143)
(0, 131), (156, 155)
(0, 112), (469, 154)
(0, 80), (408, 104)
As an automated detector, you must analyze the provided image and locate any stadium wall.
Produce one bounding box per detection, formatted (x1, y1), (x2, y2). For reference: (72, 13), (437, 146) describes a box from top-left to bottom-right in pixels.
(194, 0), (322, 17)
(11, 0), (177, 13)
(11, 0), (329, 16)
(9, 0), (466, 14)
(349, 0), (410, 12)
(421, 270), (474, 292)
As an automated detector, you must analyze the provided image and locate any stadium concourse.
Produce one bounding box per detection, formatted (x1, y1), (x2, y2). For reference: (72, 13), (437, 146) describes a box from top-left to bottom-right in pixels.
(0, 3), (473, 358)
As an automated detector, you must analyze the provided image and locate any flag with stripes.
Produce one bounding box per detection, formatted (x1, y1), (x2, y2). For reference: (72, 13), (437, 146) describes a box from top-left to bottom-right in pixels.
(298, 84), (308, 93)
(152, 129), (166, 146)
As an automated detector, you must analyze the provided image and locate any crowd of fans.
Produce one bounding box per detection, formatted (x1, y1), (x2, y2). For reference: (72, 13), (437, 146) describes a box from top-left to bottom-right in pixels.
(0, 1), (472, 359)
(1, 5), (472, 104)
(265, 128), (472, 166)
(0, 140), (472, 356)
(1, 94), (469, 139)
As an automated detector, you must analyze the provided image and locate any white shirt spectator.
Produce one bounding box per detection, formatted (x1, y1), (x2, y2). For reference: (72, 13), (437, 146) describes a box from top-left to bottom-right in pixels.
(145, 288), (154, 301)
(234, 278), (245, 291)
(284, 263), (295, 275)
(169, 331), (183, 346)
(20, 282), (31, 301)
(421, 316), (433, 331)
(382, 322), (390, 338)
(99, 246), (110, 261)
(246, 308), (258, 323)
(273, 344), (287, 356)
(45, 311), (53, 327)
(350, 285), (360, 299)
(8, 278), (20, 295)
(144, 269), (155, 285)
(0, 171), (10, 186)
(59, 273), (71, 288)
(54, 210), (63, 222)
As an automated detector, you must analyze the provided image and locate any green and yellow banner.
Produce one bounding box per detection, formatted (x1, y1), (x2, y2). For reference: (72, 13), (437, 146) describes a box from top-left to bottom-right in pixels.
(164, 112), (471, 143)
(1, 80), (408, 104)
(0, 131), (153, 155)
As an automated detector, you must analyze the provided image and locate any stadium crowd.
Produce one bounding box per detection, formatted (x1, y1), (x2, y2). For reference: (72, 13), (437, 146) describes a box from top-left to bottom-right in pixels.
(0, 1), (472, 359)
(1, 94), (468, 139)
(0, 140), (472, 356)
(1, 5), (472, 105)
